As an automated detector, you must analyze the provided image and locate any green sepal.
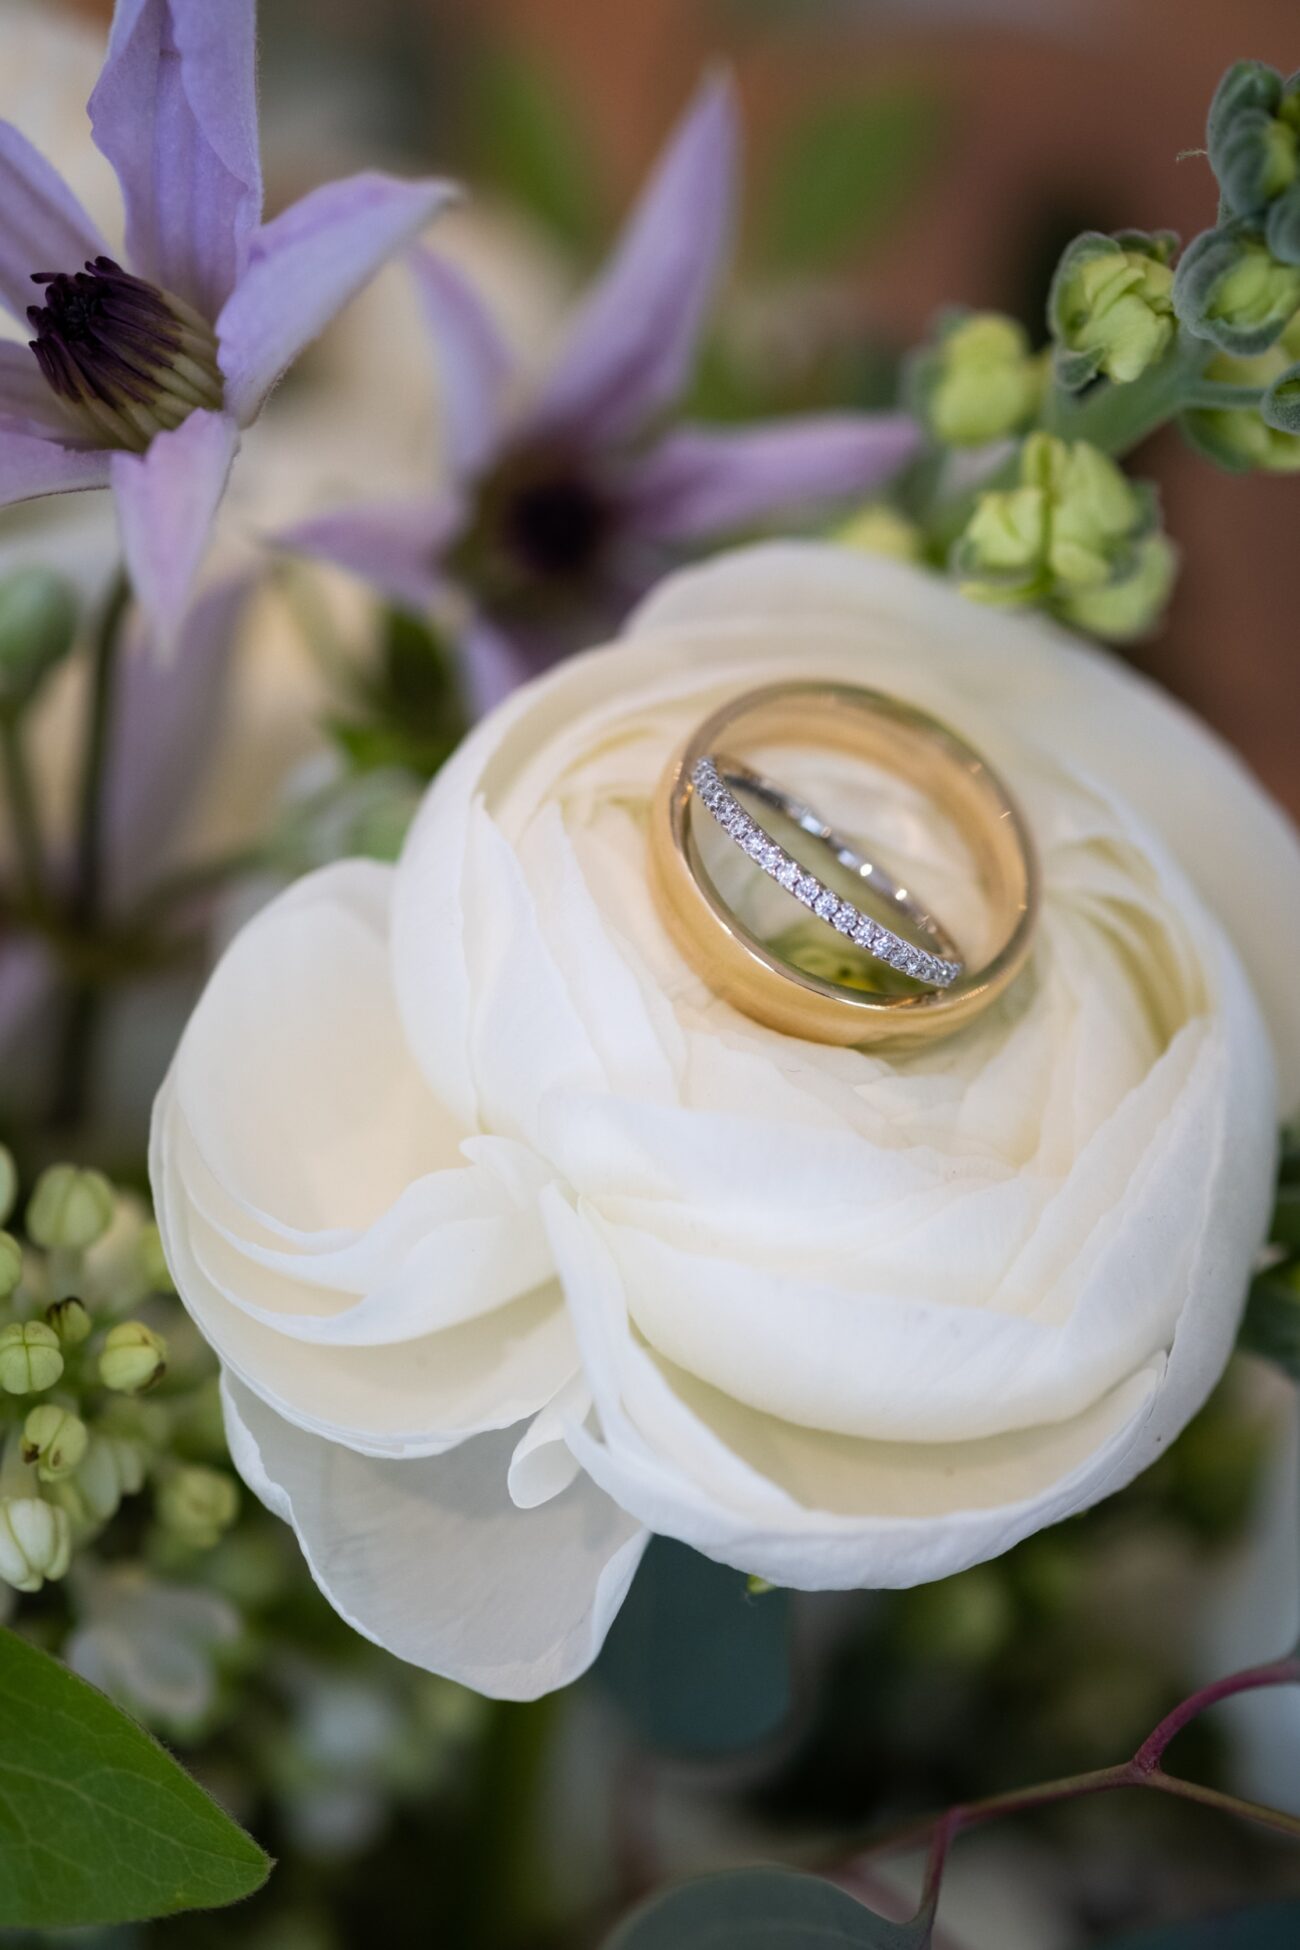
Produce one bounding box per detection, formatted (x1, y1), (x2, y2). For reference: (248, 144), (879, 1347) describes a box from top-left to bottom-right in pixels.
(1266, 181), (1300, 264)
(1207, 61), (1288, 215)
(1261, 358), (1300, 432)
(1173, 222), (1300, 354)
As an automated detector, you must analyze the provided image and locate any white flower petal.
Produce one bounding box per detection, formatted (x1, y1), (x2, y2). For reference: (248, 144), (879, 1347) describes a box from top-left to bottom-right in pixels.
(222, 1373), (647, 1700)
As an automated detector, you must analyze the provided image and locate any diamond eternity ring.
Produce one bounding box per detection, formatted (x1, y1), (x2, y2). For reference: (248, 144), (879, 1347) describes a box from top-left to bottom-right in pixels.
(691, 755), (964, 989)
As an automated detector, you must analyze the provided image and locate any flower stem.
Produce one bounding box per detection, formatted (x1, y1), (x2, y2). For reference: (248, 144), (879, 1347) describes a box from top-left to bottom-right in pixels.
(1040, 329), (1213, 456)
(0, 713), (49, 915)
(841, 1654), (1300, 1933)
(51, 570), (131, 1131)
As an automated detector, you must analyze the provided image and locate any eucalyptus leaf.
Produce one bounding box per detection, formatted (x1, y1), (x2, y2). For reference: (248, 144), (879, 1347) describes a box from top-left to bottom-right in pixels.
(596, 1537), (792, 1755)
(604, 1868), (931, 1950)
(1103, 1900), (1300, 1947)
(0, 1627), (270, 1928)
(758, 86), (946, 272)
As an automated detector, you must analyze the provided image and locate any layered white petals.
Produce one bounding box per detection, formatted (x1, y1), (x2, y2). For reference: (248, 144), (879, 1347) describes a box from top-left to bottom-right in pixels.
(154, 544), (1296, 1693)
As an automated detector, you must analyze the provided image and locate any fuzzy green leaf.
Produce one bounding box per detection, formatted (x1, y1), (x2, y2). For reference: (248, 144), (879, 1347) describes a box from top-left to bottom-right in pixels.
(0, 1627), (270, 1927)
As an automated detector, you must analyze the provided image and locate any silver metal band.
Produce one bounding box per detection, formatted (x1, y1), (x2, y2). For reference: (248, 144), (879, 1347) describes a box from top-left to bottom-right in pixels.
(691, 755), (965, 991)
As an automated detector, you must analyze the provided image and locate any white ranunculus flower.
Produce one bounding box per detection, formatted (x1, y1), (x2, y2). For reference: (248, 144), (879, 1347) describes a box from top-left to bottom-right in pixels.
(150, 544), (1300, 1699)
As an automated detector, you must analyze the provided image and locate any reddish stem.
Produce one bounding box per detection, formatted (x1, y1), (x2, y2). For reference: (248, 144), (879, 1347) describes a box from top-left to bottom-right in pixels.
(841, 1653), (1300, 1935)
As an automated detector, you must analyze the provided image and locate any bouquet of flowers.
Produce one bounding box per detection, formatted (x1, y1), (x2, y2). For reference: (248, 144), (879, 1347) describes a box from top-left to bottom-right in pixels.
(1, 4), (1299, 1944)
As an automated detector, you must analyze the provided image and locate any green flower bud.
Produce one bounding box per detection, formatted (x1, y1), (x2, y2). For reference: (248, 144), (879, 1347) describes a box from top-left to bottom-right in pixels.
(45, 1295), (92, 1348)
(910, 311), (1045, 447)
(1174, 223), (1300, 355)
(1266, 182), (1300, 267)
(0, 1320), (63, 1395)
(0, 1232), (22, 1300)
(157, 1465), (239, 1550)
(21, 1404), (89, 1482)
(99, 1321), (167, 1394)
(1183, 318), (1300, 471)
(27, 1164), (114, 1254)
(834, 502), (925, 563)
(0, 1497), (71, 1592)
(1056, 532), (1179, 643)
(0, 569), (78, 719)
(1207, 61), (1300, 218)
(954, 433), (1170, 640)
(0, 1144), (16, 1227)
(1049, 231), (1177, 387)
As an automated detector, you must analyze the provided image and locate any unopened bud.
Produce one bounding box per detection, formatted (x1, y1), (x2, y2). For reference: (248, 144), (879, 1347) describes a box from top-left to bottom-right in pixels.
(0, 570), (78, 718)
(58, 1431), (148, 1527)
(157, 1465), (239, 1549)
(911, 311), (1044, 447)
(0, 1231), (22, 1299)
(45, 1295), (92, 1348)
(99, 1320), (167, 1394)
(27, 1164), (114, 1253)
(21, 1404), (89, 1482)
(1050, 231), (1177, 387)
(0, 1320), (63, 1394)
(0, 1497), (71, 1591)
(1183, 319), (1300, 472)
(953, 432), (1171, 640)
(1175, 223), (1300, 356)
(1056, 532), (1178, 643)
(1208, 61), (1300, 221)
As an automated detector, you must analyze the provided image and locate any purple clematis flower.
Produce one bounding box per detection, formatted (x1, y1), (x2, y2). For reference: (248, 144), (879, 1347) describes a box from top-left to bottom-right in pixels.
(280, 77), (921, 708)
(0, 0), (454, 649)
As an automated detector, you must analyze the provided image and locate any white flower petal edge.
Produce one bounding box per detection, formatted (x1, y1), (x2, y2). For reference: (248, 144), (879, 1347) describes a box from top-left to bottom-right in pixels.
(222, 1374), (647, 1701)
(153, 543), (1300, 1696)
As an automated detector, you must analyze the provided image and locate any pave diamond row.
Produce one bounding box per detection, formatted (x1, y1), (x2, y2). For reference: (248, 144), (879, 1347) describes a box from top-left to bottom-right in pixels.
(691, 757), (962, 990)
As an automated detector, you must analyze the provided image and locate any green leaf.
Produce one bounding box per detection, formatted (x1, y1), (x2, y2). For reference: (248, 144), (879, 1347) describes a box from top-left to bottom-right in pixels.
(758, 86), (947, 272)
(1102, 1900), (1300, 1947)
(468, 44), (603, 250)
(604, 1868), (931, 1949)
(596, 1538), (792, 1756)
(0, 1627), (270, 1928)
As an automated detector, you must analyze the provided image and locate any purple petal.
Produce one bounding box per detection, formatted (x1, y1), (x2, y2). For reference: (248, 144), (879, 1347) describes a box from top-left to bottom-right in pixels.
(277, 496), (461, 613)
(89, 0), (261, 317)
(110, 408), (238, 655)
(409, 247), (512, 480)
(0, 426), (112, 507)
(217, 172), (458, 427)
(106, 570), (256, 905)
(0, 121), (109, 323)
(0, 342), (73, 436)
(526, 74), (737, 446)
(624, 414), (922, 541)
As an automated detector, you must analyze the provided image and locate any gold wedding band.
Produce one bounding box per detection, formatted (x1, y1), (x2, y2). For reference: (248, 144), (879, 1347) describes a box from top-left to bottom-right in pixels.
(647, 681), (1039, 1047)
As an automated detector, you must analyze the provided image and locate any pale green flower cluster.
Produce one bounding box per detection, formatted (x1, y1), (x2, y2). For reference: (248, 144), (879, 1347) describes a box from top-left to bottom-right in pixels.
(952, 432), (1176, 641)
(0, 1147), (239, 1596)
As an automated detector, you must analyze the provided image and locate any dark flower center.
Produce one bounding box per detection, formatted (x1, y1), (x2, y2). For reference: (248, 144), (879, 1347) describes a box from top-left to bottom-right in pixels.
(27, 255), (224, 452)
(500, 470), (612, 581)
